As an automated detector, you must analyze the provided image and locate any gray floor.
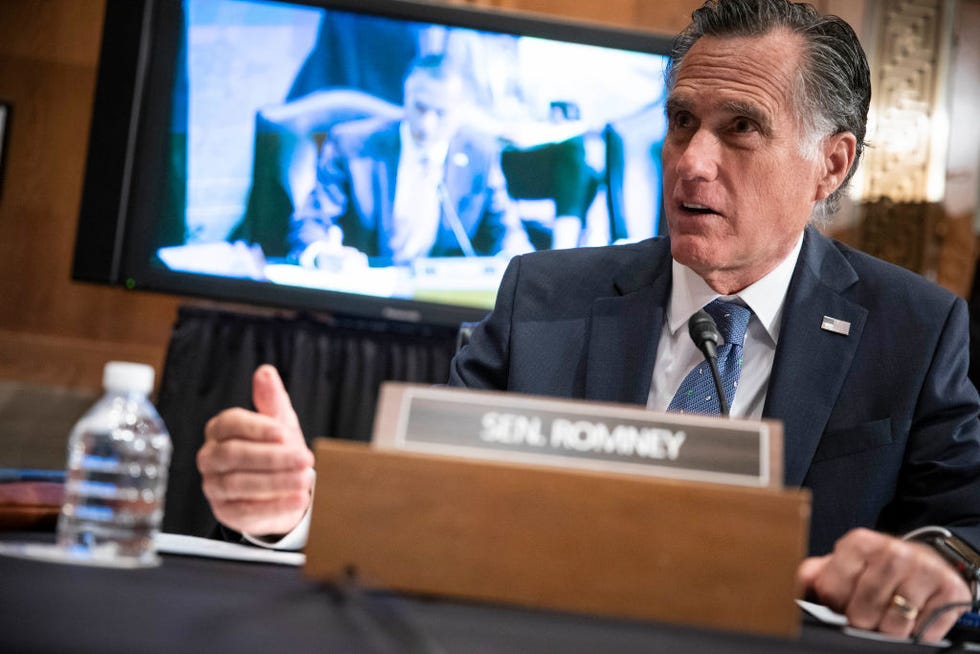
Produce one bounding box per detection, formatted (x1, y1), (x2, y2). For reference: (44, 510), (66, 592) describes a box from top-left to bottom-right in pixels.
(0, 380), (99, 470)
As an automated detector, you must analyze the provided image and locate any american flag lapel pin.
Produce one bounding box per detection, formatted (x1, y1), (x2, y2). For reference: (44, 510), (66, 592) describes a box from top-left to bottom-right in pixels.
(821, 316), (851, 336)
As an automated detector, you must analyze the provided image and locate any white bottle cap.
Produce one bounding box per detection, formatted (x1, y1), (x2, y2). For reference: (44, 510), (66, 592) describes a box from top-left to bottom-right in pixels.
(103, 361), (155, 394)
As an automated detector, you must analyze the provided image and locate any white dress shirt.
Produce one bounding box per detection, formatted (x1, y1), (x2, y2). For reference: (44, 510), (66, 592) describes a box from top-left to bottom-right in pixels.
(242, 471), (315, 551)
(388, 123), (449, 264)
(647, 234), (804, 418)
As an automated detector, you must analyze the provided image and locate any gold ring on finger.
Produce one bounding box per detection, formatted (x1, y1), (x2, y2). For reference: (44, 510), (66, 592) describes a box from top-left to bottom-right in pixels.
(890, 593), (919, 621)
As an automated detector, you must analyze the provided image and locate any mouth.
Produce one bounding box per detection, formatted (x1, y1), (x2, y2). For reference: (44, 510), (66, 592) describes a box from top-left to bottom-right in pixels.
(677, 201), (721, 217)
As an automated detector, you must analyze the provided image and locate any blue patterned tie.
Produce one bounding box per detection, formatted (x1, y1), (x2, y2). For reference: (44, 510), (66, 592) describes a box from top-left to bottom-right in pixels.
(667, 300), (752, 415)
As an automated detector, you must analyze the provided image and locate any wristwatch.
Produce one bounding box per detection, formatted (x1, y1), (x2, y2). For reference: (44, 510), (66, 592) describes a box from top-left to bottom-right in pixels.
(904, 526), (980, 609)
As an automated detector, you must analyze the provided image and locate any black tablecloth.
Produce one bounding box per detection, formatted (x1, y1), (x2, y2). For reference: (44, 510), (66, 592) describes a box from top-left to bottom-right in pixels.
(0, 534), (941, 654)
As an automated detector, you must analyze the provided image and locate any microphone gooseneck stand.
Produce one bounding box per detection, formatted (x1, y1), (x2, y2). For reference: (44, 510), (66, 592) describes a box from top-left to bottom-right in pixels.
(687, 309), (730, 417)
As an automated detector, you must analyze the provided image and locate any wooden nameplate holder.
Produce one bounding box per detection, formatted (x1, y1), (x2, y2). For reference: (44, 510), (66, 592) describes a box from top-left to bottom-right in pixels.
(304, 385), (811, 638)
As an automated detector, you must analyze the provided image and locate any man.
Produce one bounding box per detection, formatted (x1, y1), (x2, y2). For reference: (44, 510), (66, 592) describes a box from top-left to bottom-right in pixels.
(288, 54), (529, 268)
(198, 0), (980, 642)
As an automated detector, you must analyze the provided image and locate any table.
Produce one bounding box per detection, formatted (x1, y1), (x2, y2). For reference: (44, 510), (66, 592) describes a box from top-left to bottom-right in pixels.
(0, 533), (941, 654)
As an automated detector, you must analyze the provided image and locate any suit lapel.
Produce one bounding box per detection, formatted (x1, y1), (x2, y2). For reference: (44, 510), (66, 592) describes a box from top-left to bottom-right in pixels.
(362, 125), (399, 253)
(579, 230), (867, 485)
(585, 241), (672, 405)
(764, 228), (867, 486)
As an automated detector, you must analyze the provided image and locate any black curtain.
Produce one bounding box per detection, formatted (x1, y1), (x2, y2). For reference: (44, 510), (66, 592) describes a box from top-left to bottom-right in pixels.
(158, 305), (457, 537)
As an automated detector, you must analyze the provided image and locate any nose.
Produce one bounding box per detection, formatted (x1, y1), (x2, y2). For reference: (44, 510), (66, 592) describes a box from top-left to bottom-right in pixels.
(419, 109), (442, 135)
(673, 129), (720, 182)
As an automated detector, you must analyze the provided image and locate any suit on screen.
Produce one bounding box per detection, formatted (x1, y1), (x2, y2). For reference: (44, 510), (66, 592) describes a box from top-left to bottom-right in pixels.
(289, 118), (519, 264)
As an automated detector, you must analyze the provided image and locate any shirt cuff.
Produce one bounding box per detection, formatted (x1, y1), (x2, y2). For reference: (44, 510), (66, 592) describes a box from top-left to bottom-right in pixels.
(241, 471), (315, 551)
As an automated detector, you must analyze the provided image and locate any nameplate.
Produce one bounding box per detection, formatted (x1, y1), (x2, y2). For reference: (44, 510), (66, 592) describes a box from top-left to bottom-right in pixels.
(372, 383), (782, 488)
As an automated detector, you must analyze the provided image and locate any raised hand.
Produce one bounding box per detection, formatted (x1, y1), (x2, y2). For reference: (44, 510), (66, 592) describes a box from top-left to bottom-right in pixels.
(197, 365), (315, 537)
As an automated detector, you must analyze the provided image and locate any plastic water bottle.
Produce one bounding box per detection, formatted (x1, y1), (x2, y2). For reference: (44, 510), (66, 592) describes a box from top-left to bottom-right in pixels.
(56, 361), (172, 567)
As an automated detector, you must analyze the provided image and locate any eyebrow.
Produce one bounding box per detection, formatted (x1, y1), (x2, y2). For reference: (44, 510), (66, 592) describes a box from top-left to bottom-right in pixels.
(665, 96), (692, 117)
(665, 95), (773, 136)
(720, 100), (773, 135)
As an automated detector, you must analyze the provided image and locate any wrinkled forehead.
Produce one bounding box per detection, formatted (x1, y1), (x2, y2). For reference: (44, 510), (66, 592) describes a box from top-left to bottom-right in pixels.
(668, 30), (803, 121)
(670, 30), (805, 111)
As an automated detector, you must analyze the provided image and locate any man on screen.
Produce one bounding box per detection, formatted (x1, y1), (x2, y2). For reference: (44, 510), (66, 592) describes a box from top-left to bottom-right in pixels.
(197, 0), (980, 642)
(288, 54), (529, 268)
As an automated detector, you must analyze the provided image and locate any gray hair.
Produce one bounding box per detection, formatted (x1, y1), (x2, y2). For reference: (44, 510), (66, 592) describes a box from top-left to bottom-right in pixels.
(404, 54), (463, 91)
(667, 0), (871, 217)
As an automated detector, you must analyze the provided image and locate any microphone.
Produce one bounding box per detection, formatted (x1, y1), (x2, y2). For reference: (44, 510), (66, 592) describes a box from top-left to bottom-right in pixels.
(687, 310), (730, 416)
(436, 182), (476, 257)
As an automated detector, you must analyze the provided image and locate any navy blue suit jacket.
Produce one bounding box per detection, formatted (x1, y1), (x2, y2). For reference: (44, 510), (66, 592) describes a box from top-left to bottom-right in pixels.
(449, 227), (980, 555)
(289, 119), (514, 263)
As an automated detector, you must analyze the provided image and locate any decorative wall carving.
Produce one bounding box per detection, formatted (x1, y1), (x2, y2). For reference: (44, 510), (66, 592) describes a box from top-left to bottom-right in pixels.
(847, 1), (977, 298)
(861, 0), (953, 203)
(857, 199), (976, 297)
(859, 200), (936, 275)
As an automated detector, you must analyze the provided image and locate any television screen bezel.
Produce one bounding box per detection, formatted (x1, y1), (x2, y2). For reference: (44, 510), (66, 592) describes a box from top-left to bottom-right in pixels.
(73, 0), (676, 327)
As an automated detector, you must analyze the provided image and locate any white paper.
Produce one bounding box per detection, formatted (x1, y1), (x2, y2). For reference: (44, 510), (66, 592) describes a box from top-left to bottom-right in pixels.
(157, 241), (266, 279)
(796, 599), (848, 626)
(796, 599), (950, 647)
(154, 532), (305, 566)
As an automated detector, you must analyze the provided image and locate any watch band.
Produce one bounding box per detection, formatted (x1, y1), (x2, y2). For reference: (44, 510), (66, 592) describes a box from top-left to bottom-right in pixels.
(904, 526), (980, 610)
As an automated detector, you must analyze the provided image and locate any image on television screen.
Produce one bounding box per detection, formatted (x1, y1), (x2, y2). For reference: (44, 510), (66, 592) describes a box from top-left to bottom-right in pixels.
(150, 0), (670, 314)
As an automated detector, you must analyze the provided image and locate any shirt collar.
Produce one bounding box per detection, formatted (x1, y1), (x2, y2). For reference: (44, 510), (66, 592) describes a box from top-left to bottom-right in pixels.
(399, 122), (450, 168)
(667, 233), (804, 345)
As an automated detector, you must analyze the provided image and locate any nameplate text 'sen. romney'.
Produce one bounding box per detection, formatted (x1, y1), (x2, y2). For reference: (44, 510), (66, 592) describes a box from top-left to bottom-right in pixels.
(372, 383), (783, 488)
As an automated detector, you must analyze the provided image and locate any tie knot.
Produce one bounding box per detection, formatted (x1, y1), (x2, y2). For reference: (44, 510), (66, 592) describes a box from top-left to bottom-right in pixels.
(705, 300), (751, 347)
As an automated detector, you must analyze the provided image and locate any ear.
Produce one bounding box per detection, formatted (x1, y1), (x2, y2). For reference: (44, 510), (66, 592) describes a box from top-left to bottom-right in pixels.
(814, 132), (857, 202)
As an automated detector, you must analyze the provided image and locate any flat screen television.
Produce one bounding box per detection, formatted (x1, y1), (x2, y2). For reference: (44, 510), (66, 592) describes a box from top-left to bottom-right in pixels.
(74, 0), (673, 327)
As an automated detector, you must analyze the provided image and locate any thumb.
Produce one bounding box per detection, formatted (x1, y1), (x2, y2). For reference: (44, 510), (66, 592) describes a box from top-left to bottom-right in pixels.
(252, 364), (301, 431)
(796, 555), (829, 595)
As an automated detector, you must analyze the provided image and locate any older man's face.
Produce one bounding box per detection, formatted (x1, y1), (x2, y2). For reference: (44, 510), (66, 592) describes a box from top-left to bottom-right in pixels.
(404, 74), (463, 148)
(662, 29), (834, 293)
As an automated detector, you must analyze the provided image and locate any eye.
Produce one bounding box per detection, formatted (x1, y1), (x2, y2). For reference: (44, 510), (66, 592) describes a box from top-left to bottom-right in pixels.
(731, 117), (757, 133)
(670, 110), (695, 130)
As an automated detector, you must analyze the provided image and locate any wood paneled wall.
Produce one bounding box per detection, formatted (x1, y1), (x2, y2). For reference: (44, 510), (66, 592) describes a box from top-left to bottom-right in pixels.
(0, 1), (182, 390)
(0, 0), (702, 392)
(0, 0), (973, 394)
(451, 0), (698, 33)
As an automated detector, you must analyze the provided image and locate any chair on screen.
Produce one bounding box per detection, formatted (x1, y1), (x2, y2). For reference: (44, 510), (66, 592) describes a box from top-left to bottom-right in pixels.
(500, 135), (601, 251)
(603, 100), (668, 243)
(230, 88), (401, 258)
